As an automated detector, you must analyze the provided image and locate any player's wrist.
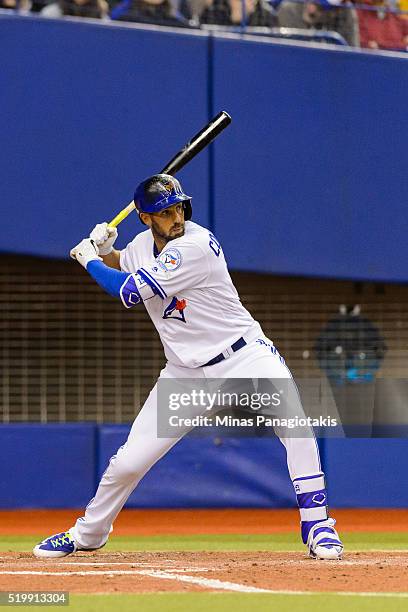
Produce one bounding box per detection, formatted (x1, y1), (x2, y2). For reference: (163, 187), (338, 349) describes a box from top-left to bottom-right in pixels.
(83, 254), (101, 267)
(98, 243), (113, 256)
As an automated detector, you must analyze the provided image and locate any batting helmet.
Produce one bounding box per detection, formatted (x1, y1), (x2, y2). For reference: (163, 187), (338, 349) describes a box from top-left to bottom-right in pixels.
(134, 174), (192, 223)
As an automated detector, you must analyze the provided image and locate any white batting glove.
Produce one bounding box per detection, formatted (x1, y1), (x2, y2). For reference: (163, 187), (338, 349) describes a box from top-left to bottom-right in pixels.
(89, 222), (118, 256)
(70, 238), (101, 269)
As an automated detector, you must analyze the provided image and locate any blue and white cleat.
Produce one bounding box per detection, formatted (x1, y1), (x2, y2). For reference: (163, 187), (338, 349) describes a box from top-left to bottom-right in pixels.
(33, 531), (77, 559)
(307, 518), (344, 560)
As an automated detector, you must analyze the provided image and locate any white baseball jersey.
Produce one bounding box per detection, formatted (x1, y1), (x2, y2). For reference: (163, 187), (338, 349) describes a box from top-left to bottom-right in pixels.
(119, 221), (262, 368)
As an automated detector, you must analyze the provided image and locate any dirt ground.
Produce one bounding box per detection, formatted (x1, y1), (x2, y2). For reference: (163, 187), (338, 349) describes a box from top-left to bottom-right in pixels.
(2, 509), (407, 594)
(0, 551), (407, 594)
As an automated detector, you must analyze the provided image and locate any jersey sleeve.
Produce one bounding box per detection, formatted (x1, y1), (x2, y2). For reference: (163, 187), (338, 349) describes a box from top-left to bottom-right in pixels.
(137, 241), (210, 299)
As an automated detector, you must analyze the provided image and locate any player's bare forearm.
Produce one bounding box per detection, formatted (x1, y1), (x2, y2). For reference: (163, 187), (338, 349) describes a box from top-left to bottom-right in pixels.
(102, 249), (121, 270)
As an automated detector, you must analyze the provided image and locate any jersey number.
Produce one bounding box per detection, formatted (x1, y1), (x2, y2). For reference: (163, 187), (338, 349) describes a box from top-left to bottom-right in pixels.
(209, 234), (221, 257)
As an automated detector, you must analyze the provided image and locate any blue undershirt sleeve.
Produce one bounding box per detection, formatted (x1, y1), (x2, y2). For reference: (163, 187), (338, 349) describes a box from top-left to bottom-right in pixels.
(86, 260), (129, 298)
(86, 259), (157, 308)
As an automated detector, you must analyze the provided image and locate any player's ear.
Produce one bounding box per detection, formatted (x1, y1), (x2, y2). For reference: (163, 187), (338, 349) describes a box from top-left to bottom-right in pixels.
(140, 213), (152, 227)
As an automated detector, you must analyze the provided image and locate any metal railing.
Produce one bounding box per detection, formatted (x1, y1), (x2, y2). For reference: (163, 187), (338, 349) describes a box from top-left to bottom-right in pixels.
(3, 0), (408, 52)
(201, 22), (348, 44)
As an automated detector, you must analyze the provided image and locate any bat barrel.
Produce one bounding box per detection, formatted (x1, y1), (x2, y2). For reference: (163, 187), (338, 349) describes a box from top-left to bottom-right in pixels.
(109, 111), (231, 228)
(161, 111), (231, 176)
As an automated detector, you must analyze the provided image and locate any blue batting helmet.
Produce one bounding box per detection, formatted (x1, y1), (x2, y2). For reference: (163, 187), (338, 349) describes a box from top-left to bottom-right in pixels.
(134, 174), (192, 223)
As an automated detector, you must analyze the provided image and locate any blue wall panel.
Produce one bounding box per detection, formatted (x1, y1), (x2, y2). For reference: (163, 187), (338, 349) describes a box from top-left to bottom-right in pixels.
(323, 438), (408, 507)
(0, 16), (209, 258)
(0, 424), (96, 508)
(2, 17), (408, 281)
(212, 38), (408, 281)
(0, 425), (408, 507)
(98, 425), (295, 508)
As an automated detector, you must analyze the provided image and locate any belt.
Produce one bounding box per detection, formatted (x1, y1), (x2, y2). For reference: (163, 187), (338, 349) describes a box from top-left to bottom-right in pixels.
(203, 337), (247, 367)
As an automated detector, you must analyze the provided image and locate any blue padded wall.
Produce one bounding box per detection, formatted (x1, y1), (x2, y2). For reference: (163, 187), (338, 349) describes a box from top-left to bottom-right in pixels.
(0, 424), (96, 508)
(0, 16), (209, 257)
(97, 425), (295, 508)
(2, 17), (408, 281)
(211, 38), (408, 281)
(323, 438), (408, 507)
(1, 425), (408, 508)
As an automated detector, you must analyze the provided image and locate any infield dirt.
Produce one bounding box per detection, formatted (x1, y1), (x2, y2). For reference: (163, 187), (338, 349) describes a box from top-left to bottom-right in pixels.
(2, 510), (408, 595)
(1, 551), (408, 594)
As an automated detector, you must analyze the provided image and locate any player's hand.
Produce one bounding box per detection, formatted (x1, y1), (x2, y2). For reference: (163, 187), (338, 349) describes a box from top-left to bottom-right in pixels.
(90, 222), (118, 256)
(70, 238), (101, 269)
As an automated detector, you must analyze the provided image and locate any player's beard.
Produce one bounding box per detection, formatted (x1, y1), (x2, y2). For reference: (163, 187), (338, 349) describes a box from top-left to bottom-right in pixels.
(151, 219), (185, 244)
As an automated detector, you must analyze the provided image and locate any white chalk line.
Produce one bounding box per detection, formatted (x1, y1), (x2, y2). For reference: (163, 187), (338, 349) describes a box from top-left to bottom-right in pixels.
(137, 569), (271, 593)
(0, 571), (209, 577)
(3, 561), (210, 571)
(1, 569), (408, 597)
(0, 569), (267, 593)
(143, 583), (408, 599)
(136, 570), (408, 597)
(0, 571), (146, 576)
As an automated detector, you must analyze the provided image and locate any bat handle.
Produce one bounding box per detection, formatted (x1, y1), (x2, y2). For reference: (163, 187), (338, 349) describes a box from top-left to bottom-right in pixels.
(108, 201), (136, 228)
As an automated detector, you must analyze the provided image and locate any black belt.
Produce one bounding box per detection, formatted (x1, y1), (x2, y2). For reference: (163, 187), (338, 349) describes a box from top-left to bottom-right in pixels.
(203, 337), (247, 367)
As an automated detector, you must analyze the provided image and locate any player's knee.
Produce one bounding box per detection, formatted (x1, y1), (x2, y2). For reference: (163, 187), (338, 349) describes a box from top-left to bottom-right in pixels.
(103, 444), (142, 482)
(105, 452), (144, 484)
(119, 464), (141, 483)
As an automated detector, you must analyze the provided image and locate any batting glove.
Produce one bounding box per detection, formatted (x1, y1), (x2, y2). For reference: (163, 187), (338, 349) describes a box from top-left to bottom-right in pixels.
(70, 238), (101, 269)
(90, 222), (118, 256)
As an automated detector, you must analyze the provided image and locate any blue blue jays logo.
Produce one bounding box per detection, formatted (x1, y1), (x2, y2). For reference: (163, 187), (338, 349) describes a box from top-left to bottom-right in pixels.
(163, 297), (187, 323)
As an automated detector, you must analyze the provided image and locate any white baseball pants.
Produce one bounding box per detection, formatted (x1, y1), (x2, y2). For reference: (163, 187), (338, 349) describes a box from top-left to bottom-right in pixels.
(71, 334), (321, 549)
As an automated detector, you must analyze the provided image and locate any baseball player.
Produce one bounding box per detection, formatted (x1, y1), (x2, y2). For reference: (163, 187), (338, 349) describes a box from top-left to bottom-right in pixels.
(33, 175), (343, 560)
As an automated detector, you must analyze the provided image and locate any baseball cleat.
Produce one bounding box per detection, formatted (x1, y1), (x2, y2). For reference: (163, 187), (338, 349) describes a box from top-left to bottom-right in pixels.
(307, 518), (343, 560)
(33, 531), (78, 558)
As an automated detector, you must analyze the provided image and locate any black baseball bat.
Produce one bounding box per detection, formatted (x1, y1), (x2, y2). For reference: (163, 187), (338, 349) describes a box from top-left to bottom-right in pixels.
(108, 111), (231, 228)
(161, 111), (232, 175)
